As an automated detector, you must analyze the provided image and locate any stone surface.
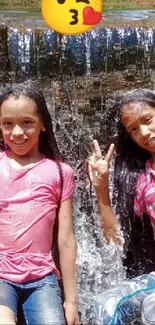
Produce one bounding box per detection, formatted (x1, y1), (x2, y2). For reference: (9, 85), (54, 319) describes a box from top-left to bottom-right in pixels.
(0, 11), (155, 324)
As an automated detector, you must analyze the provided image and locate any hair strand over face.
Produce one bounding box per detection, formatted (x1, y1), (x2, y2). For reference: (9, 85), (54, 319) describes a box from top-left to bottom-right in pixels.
(111, 88), (155, 276)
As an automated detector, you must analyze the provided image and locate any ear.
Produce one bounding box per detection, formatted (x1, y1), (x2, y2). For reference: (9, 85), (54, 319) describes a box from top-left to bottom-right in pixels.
(41, 125), (46, 132)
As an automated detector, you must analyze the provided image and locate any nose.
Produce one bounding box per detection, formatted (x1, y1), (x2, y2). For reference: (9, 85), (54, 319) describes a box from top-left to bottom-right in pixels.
(11, 125), (24, 137)
(139, 125), (150, 139)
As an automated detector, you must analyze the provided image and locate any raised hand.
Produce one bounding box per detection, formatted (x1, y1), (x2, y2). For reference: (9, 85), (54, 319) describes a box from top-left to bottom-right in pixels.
(87, 140), (120, 245)
(87, 139), (115, 191)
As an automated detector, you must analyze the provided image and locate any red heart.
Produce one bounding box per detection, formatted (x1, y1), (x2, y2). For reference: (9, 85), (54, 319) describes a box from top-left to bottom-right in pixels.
(83, 6), (102, 25)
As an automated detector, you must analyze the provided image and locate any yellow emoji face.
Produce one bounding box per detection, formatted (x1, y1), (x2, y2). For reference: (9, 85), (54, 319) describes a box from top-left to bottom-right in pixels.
(42, 0), (102, 35)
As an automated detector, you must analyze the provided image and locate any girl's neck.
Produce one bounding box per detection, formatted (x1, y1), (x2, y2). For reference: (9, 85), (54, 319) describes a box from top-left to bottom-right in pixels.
(9, 150), (43, 168)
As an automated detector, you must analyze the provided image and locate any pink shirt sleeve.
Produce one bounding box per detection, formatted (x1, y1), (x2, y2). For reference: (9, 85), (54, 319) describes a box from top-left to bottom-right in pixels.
(60, 163), (75, 202)
(134, 173), (146, 217)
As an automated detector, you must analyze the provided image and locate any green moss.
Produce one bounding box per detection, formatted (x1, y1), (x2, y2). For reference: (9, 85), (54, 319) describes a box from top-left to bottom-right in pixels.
(104, 0), (155, 10)
(0, 0), (154, 11)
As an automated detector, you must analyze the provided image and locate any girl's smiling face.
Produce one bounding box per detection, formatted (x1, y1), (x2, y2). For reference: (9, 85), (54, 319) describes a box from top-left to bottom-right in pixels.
(121, 102), (155, 153)
(0, 95), (44, 158)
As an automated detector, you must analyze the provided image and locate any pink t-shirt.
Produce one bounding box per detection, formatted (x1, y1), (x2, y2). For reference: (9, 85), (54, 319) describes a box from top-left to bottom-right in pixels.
(134, 160), (155, 238)
(0, 150), (75, 283)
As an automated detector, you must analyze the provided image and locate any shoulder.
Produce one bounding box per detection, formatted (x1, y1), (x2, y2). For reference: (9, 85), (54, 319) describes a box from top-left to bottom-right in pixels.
(136, 160), (151, 192)
(60, 162), (74, 176)
(136, 172), (147, 187)
(0, 150), (8, 160)
(59, 162), (75, 185)
(42, 158), (74, 179)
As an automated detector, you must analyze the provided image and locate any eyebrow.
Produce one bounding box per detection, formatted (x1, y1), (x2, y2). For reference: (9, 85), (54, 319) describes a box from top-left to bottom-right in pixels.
(76, 0), (90, 3)
(126, 113), (153, 130)
(1, 115), (36, 119)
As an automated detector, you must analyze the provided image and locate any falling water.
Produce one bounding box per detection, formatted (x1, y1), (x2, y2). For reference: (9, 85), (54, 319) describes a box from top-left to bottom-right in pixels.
(0, 9), (155, 323)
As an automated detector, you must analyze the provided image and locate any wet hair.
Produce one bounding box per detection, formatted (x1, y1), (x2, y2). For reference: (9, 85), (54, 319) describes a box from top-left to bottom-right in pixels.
(0, 82), (64, 270)
(112, 89), (155, 275)
(0, 82), (64, 199)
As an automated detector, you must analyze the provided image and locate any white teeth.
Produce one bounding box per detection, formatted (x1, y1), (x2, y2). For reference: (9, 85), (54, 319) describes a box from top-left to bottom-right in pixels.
(13, 141), (26, 145)
(146, 139), (155, 145)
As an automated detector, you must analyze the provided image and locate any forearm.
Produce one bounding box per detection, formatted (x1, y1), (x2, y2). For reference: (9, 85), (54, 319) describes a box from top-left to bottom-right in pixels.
(59, 234), (78, 304)
(96, 187), (117, 225)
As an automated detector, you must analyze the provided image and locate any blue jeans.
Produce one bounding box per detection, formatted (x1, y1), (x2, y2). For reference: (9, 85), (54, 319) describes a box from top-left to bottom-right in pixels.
(0, 273), (66, 324)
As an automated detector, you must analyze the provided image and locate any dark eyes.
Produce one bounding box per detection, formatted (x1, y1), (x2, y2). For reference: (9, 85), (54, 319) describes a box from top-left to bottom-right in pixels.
(2, 121), (33, 126)
(3, 122), (12, 126)
(130, 128), (137, 134)
(23, 120), (32, 125)
(57, 0), (66, 4)
(130, 117), (153, 133)
(145, 117), (152, 122)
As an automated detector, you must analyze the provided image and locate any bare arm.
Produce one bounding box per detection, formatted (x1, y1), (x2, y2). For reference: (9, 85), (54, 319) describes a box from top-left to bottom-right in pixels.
(57, 196), (79, 324)
(87, 140), (120, 244)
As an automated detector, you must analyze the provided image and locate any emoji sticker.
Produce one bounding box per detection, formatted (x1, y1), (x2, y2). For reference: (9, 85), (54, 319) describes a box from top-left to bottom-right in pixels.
(42, 0), (102, 35)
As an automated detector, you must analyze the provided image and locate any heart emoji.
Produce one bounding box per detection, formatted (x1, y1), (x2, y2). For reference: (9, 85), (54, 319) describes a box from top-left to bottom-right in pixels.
(83, 6), (102, 25)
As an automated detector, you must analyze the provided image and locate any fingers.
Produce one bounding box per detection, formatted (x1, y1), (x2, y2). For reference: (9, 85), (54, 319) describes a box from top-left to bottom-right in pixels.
(86, 155), (95, 174)
(104, 232), (110, 245)
(104, 228), (121, 245)
(93, 139), (102, 159)
(93, 140), (115, 165)
(75, 317), (81, 325)
(105, 143), (115, 164)
(112, 232), (121, 245)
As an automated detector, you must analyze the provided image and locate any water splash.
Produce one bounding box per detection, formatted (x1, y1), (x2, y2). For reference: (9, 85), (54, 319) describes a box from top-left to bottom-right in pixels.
(1, 12), (155, 323)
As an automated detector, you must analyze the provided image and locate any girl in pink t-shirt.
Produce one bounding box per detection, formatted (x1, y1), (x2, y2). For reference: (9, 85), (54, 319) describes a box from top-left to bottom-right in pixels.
(0, 83), (79, 325)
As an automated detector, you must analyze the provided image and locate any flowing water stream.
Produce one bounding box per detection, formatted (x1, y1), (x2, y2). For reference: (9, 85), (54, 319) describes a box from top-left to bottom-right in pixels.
(0, 8), (155, 323)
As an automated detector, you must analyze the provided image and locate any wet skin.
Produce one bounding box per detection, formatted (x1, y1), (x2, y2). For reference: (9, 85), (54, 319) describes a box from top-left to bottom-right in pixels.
(121, 102), (155, 157)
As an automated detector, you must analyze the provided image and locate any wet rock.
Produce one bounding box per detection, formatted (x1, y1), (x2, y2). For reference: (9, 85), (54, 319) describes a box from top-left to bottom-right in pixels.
(0, 24), (9, 84)
(0, 11), (155, 324)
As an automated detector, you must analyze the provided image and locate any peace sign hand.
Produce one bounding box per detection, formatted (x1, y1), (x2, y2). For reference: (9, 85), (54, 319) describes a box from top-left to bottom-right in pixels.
(87, 140), (115, 191)
(87, 140), (120, 245)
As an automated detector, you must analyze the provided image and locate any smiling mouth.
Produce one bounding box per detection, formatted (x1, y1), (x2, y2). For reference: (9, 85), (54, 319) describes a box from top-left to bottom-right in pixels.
(12, 140), (28, 145)
(145, 138), (155, 145)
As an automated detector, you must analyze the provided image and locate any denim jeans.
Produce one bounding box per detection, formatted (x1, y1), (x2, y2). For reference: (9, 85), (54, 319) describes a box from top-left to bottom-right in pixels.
(0, 273), (66, 325)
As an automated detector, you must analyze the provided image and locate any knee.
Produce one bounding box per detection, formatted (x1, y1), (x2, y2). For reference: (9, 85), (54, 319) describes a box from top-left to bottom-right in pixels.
(38, 308), (66, 324)
(0, 306), (16, 324)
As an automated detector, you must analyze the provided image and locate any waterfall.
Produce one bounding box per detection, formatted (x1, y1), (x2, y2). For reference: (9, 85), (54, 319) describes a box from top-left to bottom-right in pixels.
(0, 9), (155, 323)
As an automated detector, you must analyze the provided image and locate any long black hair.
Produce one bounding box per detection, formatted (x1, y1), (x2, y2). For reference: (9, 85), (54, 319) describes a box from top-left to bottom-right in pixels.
(112, 89), (155, 275)
(0, 82), (64, 271)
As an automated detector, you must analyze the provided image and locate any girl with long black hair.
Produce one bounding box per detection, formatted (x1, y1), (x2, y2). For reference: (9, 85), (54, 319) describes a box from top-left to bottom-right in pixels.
(0, 82), (79, 325)
(88, 89), (155, 324)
